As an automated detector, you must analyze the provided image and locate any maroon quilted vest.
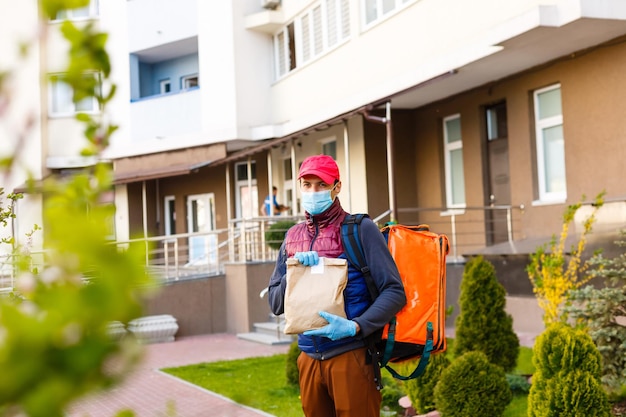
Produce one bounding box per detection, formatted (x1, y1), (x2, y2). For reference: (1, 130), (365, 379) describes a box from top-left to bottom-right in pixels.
(284, 198), (347, 257)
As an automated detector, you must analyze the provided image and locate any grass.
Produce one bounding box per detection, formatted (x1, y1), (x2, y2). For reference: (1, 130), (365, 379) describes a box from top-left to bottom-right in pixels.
(163, 354), (303, 417)
(162, 343), (535, 417)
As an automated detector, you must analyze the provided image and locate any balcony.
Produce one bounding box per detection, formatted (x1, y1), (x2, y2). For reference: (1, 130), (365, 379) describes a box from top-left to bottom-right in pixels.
(130, 88), (202, 142)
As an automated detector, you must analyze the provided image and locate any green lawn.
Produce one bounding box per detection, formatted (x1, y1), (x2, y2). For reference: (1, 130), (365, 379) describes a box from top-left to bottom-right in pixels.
(162, 345), (534, 417)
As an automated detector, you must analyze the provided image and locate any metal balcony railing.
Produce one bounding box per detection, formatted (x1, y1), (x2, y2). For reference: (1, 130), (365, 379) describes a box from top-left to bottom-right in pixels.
(0, 205), (526, 290)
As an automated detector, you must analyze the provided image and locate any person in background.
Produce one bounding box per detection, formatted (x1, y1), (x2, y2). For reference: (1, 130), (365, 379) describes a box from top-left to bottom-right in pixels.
(267, 154), (406, 417)
(262, 186), (290, 216)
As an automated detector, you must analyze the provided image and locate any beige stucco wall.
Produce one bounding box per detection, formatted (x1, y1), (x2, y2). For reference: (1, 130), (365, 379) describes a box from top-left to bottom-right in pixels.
(394, 36), (626, 242)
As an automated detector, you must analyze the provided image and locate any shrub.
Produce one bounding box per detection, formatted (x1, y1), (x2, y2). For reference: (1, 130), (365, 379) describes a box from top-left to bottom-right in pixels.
(434, 351), (512, 417)
(285, 340), (300, 386)
(506, 373), (531, 395)
(528, 323), (610, 417)
(566, 230), (626, 391)
(527, 192), (605, 325)
(265, 221), (296, 250)
(380, 370), (404, 415)
(403, 352), (450, 414)
(454, 255), (519, 372)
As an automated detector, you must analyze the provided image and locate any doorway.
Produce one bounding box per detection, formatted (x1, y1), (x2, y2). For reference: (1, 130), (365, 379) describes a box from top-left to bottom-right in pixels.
(484, 101), (511, 245)
(186, 193), (217, 265)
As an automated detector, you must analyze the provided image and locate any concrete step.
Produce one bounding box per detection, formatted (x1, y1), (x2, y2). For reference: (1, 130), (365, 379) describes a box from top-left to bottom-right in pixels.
(253, 320), (287, 337)
(236, 331), (294, 345)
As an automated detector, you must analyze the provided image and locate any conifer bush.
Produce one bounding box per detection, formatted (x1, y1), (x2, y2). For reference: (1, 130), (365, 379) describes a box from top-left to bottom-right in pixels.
(528, 323), (610, 417)
(567, 230), (626, 391)
(403, 352), (450, 414)
(454, 255), (519, 372)
(434, 351), (512, 417)
(285, 340), (300, 386)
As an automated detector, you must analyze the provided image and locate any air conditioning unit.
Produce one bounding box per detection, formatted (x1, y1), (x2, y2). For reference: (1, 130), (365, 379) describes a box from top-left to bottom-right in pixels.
(261, 0), (281, 10)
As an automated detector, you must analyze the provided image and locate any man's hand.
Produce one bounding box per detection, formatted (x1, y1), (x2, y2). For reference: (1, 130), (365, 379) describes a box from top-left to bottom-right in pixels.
(294, 251), (319, 266)
(303, 311), (357, 340)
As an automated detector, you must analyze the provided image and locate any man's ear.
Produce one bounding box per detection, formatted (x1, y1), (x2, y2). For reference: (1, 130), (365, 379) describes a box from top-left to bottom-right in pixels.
(333, 181), (342, 195)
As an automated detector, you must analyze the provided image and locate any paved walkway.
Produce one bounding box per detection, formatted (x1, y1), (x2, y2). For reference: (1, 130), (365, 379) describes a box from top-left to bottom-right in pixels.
(67, 334), (291, 417)
(67, 330), (539, 417)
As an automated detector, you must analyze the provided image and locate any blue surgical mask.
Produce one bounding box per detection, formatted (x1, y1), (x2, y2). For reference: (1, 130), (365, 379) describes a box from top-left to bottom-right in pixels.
(301, 189), (335, 215)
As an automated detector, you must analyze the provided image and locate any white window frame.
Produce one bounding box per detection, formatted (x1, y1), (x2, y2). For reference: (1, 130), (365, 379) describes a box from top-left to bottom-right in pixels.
(443, 114), (466, 209)
(320, 138), (337, 160)
(49, 73), (100, 117)
(52, 0), (99, 21)
(234, 161), (259, 219)
(274, 0), (351, 79)
(181, 74), (199, 90)
(534, 84), (566, 203)
(361, 0), (418, 28)
(186, 193), (217, 265)
(159, 79), (171, 94)
(164, 195), (176, 236)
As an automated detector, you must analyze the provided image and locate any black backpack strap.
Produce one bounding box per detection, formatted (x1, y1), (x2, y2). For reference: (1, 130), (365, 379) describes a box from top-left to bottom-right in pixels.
(341, 213), (379, 300)
(341, 213), (385, 390)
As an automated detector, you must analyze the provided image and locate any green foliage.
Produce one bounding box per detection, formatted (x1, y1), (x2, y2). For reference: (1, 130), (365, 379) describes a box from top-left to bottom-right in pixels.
(527, 192), (605, 325)
(454, 255), (520, 372)
(528, 323), (610, 417)
(434, 351), (512, 417)
(380, 370), (404, 415)
(0, 189), (23, 246)
(567, 230), (626, 391)
(402, 352), (450, 414)
(285, 340), (300, 386)
(0, 1), (154, 415)
(506, 373), (530, 395)
(265, 221), (296, 250)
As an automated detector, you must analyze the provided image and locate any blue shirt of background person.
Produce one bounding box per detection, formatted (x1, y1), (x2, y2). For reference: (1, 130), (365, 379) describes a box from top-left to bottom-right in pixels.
(263, 186), (289, 216)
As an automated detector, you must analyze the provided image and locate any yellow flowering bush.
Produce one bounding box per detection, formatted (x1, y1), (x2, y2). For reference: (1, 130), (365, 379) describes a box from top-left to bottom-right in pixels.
(526, 192), (605, 325)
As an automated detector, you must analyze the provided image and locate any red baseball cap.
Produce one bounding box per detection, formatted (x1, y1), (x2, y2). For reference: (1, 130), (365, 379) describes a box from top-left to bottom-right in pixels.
(298, 155), (340, 185)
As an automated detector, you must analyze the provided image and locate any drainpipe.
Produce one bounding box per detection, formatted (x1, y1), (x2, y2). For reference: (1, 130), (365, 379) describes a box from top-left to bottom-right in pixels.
(363, 101), (397, 223)
(142, 181), (149, 264)
(290, 139), (297, 216)
(342, 120), (351, 213)
(267, 151), (273, 217)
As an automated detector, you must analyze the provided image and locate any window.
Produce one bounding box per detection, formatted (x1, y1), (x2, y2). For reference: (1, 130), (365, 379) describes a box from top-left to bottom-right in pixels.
(534, 84), (566, 202)
(275, 23), (297, 77)
(274, 0), (351, 78)
(164, 196), (176, 236)
(159, 79), (171, 94)
(283, 158), (293, 181)
(53, 0), (99, 21)
(362, 0), (416, 26)
(49, 73), (100, 116)
(321, 139), (337, 160)
(181, 74), (199, 89)
(443, 114), (466, 208)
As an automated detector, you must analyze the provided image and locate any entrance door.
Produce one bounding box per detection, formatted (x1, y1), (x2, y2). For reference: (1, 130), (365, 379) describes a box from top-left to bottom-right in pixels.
(234, 161), (258, 219)
(187, 193), (216, 264)
(484, 102), (511, 245)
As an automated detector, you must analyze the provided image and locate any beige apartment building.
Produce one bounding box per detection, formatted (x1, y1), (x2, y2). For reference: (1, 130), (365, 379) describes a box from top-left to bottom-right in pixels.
(2, 0), (626, 338)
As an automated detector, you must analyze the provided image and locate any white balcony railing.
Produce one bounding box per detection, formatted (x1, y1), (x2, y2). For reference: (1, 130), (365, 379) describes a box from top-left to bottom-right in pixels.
(0, 205), (524, 290)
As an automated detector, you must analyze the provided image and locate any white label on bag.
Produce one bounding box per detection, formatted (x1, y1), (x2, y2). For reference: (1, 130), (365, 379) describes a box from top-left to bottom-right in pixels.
(310, 257), (326, 274)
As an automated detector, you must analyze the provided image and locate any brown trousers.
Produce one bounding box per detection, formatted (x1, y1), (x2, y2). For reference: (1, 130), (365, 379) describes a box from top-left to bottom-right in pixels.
(297, 347), (381, 417)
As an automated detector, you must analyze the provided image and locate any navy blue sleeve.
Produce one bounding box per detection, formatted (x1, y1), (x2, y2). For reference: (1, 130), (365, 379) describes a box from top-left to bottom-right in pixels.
(267, 241), (288, 315)
(352, 218), (407, 337)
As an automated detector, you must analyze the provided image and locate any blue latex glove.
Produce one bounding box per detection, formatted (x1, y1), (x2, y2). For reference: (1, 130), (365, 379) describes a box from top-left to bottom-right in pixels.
(303, 311), (357, 340)
(294, 251), (319, 266)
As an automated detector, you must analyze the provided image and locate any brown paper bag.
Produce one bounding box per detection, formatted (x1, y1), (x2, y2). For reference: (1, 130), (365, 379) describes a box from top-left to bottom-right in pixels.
(283, 257), (348, 335)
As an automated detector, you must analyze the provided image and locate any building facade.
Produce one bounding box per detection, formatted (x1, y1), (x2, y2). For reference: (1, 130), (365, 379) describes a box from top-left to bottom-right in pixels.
(3, 0), (626, 334)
